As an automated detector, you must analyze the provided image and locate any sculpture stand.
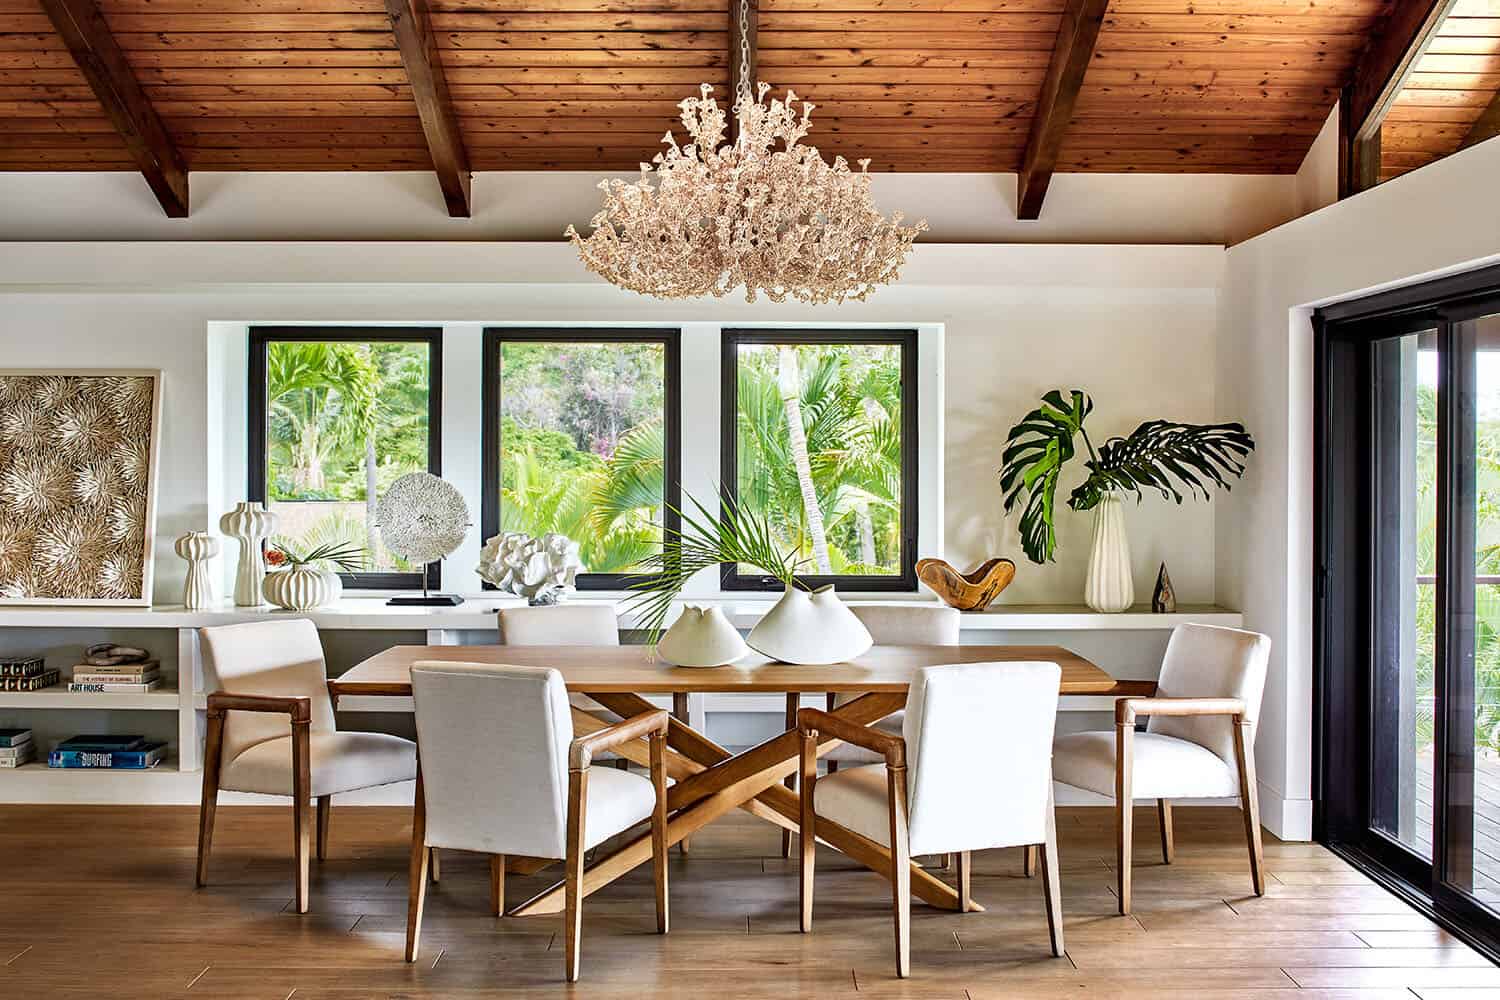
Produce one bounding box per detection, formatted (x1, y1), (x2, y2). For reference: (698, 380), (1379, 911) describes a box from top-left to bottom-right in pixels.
(387, 562), (464, 607)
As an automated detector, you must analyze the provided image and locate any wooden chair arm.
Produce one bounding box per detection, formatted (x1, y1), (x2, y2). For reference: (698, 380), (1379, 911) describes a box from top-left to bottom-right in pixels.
(1115, 697), (1247, 726)
(206, 692), (311, 723)
(797, 707), (906, 768)
(569, 709), (670, 770)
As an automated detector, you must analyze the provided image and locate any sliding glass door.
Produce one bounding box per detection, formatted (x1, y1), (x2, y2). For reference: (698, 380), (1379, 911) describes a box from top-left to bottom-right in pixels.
(1317, 265), (1500, 955)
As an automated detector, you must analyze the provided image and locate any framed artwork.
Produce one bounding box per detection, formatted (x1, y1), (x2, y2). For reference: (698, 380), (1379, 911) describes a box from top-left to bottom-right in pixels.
(0, 370), (163, 606)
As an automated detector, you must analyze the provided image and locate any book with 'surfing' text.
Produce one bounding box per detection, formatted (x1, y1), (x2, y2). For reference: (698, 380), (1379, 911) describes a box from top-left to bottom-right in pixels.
(49, 742), (167, 770)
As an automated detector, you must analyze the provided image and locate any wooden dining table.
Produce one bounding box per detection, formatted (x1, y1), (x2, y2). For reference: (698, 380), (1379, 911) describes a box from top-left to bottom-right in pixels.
(333, 643), (1117, 918)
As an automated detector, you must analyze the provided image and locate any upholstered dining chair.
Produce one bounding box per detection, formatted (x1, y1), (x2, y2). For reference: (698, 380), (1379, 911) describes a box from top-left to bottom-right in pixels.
(195, 618), (418, 913)
(798, 661), (1065, 978)
(406, 660), (670, 982)
(1051, 623), (1272, 915)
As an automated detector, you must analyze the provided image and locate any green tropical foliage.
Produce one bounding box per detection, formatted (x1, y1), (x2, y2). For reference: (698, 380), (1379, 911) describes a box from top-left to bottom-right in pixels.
(998, 388), (1255, 564)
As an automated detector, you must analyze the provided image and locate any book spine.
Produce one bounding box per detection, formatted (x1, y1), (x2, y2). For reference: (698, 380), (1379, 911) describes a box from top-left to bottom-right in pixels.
(68, 681), (160, 694)
(0, 755), (33, 769)
(0, 733), (33, 748)
(48, 748), (163, 769)
(71, 674), (160, 686)
(74, 660), (161, 677)
(0, 671), (60, 692)
(0, 660), (47, 678)
(0, 743), (33, 758)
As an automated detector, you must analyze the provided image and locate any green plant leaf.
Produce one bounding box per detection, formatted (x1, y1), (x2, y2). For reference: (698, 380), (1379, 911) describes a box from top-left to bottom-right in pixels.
(997, 389), (1092, 564)
(1067, 420), (1255, 512)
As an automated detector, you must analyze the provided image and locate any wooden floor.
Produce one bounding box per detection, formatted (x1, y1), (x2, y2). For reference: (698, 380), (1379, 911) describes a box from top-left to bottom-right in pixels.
(1, 804), (1497, 999)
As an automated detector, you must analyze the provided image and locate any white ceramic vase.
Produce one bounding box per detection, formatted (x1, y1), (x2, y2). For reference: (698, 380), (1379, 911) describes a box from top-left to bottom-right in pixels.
(658, 605), (749, 667)
(173, 530), (220, 610)
(262, 565), (339, 612)
(1084, 494), (1134, 613)
(219, 502), (278, 607)
(746, 585), (873, 664)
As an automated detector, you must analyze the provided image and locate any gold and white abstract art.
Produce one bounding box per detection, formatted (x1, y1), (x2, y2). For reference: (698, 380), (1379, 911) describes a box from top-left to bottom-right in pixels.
(0, 370), (162, 605)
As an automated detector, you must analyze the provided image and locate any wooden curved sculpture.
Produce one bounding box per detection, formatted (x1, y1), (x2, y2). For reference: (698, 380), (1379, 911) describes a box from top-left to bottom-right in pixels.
(916, 557), (1016, 611)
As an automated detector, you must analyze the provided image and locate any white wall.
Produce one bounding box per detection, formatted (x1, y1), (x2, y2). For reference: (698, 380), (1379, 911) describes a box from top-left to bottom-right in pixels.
(1218, 135), (1500, 841)
(0, 171), (1297, 247)
(1295, 107), (1341, 219)
(0, 243), (1224, 615)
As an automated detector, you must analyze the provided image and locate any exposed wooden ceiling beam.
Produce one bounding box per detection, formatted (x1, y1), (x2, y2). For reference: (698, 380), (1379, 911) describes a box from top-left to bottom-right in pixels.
(1015, 0), (1108, 220)
(727, 0), (758, 144)
(39, 0), (188, 217)
(1339, 0), (1458, 197)
(385, 0), (471, 218)
(1459, 90), (1500, 152)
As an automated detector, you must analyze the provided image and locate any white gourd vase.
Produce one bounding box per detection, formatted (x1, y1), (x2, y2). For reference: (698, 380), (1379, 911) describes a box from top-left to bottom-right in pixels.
(262, 565), (339, 612)
(658, 605), (749, 667)
(1084, 494), (1134, 613)
(219, 502), (278, 608)
(746, 585), (874, 664)
(174, 531), (220, 611)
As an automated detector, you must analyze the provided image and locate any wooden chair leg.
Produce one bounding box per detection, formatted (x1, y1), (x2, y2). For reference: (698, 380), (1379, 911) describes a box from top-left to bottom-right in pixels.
(316, 795), (332, 862)
(195, 708), (225, 888)
(404, 766), (429, 963)
(672, 692), (691, 855)
(428, 847), (440, 883)
(956, 851), (972, 913)
(1234, 718), (1267, 897)
(291, 719), (312, 914)
(1040, 782), (1065, 957)
(887, 763), (912, 979)
(650, 731), (669, 934)
(1116, 720), (1135, 916)
(490, 854), (506, 917)
(1157, 798), (1174, 864)
(565, 767), (589, 983)
(781, 692), (798, 860)
(1024, 844), (1037, 878)
(799, 729), (818, 933)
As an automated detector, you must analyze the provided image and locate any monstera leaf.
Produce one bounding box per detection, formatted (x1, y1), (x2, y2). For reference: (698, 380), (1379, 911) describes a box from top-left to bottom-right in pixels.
(998, 390), (1092, 564)
(1067, 420), (1255, 513)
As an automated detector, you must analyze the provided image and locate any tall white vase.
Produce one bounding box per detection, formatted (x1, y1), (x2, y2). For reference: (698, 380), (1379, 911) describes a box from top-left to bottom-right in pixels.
(746, 585), (873, 664)
(219, 502), (278, 608)
(174, 531), (220, 611)
(1084, 494), (1134, 613)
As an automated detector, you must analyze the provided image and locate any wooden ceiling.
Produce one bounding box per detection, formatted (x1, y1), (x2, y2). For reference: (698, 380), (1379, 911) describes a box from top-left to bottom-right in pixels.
(1, 0), (1496, 217)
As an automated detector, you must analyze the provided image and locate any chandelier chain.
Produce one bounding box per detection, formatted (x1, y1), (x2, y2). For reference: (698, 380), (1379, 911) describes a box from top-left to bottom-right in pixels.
(733, 0), (752, 115)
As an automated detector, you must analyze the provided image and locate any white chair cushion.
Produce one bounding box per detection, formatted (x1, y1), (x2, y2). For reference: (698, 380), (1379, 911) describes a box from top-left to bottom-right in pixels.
(813, 763), (896, 848)
(579, 766), (657, 851)
(1052, 730), (1238, 800)
(221, 731), (417, 798)
(822, 712), (903, 764)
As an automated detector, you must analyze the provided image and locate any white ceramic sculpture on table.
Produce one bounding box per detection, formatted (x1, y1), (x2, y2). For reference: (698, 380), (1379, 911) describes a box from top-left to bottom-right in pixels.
(746, 585), (873, 664)
(477, 531), (584, 606)
(219, 502), (278, 607)
(1084, 494), (1133, 613)
(262, 565), (340, 612)
(658, 605), (749, 667)
(173, 530), (220, 610)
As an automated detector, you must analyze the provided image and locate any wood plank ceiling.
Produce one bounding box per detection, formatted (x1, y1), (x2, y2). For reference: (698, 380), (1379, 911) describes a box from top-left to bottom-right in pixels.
(0, 0), (1495, 202)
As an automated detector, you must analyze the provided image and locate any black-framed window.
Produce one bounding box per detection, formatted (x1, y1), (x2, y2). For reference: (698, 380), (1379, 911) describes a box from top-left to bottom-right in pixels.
(721, 329), (918, 592)
(248, 327), (442, 591)
(481, 328), (681, 590)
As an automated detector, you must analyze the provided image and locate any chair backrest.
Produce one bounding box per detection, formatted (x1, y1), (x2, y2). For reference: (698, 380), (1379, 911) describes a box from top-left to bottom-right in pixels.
(198, 618), (336, 763)
(901, 661), (1061, 854)
(410, 660), (574, 859)
(850, 605), (960, 645)
(498, 605), (620, 646)
(1148, 623), (1272, 765)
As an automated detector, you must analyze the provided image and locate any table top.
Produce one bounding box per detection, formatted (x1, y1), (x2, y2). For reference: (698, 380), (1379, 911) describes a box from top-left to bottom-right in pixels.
(333, 644), (1116, 695)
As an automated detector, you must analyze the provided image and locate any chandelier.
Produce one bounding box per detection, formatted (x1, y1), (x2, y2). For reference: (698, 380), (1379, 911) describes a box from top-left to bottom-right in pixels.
(564, 0), (926, 305)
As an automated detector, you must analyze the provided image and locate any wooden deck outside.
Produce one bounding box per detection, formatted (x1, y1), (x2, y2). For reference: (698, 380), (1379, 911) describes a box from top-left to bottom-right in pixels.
(1, 803), (1497, 998)
(1415, 747), (1500, 905)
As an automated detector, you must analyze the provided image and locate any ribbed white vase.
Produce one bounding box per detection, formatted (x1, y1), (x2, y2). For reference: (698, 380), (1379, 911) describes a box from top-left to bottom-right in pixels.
(262, 566), (338, 612)
(1084, 494), (1134, 613)
(174, 531), (220, 611)
(219, 502), (278, 607)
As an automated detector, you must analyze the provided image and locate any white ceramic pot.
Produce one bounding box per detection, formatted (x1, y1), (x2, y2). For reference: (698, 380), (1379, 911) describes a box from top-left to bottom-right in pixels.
(746, 585), (873, 664)
(173, 530), (220, 611)
(262, 565), (339, 611)
(658, 605), (749, 667)
(219, 502), (278, 607)
(1084, 494), (1134, 613)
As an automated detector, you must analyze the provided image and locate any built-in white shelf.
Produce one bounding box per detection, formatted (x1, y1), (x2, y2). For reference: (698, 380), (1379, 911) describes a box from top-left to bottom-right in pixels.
(0, 687), (180, 711)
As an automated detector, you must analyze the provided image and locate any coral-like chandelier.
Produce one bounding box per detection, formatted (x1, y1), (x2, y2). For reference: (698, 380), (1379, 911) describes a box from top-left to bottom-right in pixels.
(565, 0), (926, 305)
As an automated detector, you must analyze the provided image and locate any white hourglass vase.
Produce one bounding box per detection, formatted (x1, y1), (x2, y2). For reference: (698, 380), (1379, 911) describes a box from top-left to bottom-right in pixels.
(174, 530), (220, 611)
(219, 502), (278, 608)
(1084, 494), (1134, 614)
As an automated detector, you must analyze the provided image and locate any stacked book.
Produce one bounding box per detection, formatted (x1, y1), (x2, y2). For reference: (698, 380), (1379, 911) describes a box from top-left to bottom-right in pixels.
(0, 656), (60, 693)
(0, 729), (34, 769)
(69, 660), (162, 694)
(49, 734), (167, 770)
